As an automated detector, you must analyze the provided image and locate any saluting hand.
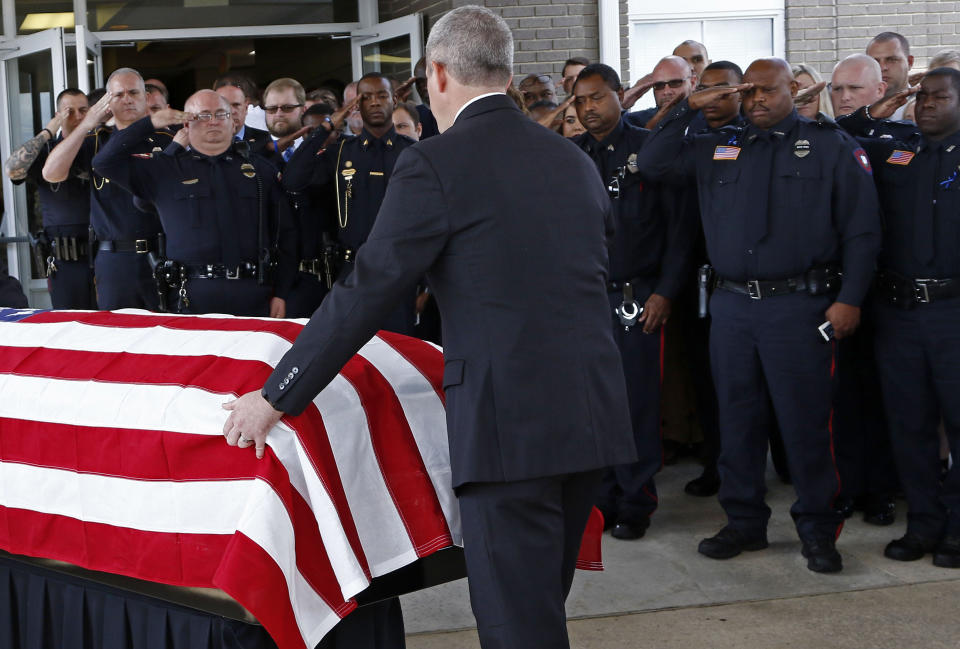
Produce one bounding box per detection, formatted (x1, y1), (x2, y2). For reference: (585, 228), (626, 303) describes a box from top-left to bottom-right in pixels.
(908, 70), (926, 87)
(688, 83), (753, 111)
(395, 77), (416, 104)
(794, 81), (826, 106)
(80, 91), (113, 131)
(150, 107), (195, 129)
(622, 73), (655, 110)
(867, 85), (919, 120)
(825, 302), (860, 340)
(537, 95), (574, 130)
(222, 390), (283, 460)
(328, 94), (361, 132)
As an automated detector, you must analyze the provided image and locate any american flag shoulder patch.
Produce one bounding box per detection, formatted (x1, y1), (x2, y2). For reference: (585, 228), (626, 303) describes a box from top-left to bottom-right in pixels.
(886, 150), (915, 165)
(713, 145), (741, 160)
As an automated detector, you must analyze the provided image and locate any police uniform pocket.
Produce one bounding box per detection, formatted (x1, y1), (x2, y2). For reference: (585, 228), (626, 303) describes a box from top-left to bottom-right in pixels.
(174, 183), (212, 229)
(777, 166), (821, 208)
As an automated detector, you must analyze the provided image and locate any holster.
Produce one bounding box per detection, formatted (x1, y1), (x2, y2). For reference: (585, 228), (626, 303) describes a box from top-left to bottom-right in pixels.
(29, 230), (50, 277)
(698, 264), (714, 318)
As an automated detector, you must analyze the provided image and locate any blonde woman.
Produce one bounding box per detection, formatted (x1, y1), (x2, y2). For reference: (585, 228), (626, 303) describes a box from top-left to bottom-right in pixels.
(793, 63), (834, 120)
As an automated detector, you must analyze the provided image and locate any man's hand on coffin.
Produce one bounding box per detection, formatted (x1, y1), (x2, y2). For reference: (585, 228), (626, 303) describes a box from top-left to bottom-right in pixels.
(222, 390), (283, 459)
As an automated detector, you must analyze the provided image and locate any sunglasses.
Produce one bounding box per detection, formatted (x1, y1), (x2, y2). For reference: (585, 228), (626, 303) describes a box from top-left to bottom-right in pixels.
(652, 78), (688, 91)
(519, 74), (552, 88)
(263, 103), (303, 114)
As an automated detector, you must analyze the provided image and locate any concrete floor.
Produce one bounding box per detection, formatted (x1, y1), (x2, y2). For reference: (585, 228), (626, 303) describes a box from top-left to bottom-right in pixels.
(401, 458), (960, 647)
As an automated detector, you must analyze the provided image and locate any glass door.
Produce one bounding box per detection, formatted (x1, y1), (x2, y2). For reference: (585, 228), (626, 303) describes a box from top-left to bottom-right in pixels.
(68, 25), (103, 93)
(0, 28), (68, 307)
(351, 13), (423, 86)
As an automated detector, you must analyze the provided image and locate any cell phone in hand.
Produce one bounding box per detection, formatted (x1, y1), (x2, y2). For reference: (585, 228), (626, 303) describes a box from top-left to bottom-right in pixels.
(818, 321), (835, 342)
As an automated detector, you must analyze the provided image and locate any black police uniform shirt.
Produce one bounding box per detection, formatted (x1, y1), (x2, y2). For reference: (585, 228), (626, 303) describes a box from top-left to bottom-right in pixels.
(90, 116), (298, 298)
(841, 119), (960, 280)
(76, 123), (173, 243)
(282, 125), (416, 253)
(625, 106), (708, 133)
(14, 135), (90, 238)
(635, 99), (881, 307)
(571, 117), (696, 299)
(836, 106), (919, 141)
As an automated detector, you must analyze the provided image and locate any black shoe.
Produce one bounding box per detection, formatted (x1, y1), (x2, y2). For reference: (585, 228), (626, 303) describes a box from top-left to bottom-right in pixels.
(684, 469), (720, 497)
(932, 536), (960, 568)
(611, 516), (650, 540)
(834, 495), (856, 519)
(698, 526), (768, 559)
(884, 533), (938, 561)
(598, 508), (616, 531)
(801, 537), (843, 573)
(862, 498), (896, 526)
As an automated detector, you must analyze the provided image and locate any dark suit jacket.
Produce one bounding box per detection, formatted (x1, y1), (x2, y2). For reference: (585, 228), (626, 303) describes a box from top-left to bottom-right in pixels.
(264, 94), (636, 486)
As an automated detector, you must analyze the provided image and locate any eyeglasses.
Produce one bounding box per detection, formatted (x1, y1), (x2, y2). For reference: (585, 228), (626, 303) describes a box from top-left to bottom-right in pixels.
(263, 103), (303, 114)
(652, 78), (689, 91)
(519, 74), (552, 88)
(195, 111), (231, 121)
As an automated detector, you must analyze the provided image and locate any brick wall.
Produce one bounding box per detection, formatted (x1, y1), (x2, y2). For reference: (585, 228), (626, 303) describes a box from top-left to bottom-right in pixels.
(786, 0), (960, 75)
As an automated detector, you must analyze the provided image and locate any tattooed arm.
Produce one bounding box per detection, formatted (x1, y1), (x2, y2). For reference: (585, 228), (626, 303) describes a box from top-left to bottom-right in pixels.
(4, 111), (63, 182)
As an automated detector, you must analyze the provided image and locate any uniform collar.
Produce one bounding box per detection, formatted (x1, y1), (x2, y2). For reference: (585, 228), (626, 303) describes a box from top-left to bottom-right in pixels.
(584, 118), (625, 154)
(359, 125), (398, 150)
(746, 109), (797, 142)
(919, 128), (960, 153)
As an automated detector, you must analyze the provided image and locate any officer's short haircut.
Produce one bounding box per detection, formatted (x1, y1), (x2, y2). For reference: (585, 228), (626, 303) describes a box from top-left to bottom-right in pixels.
(574, 63), (621, 93)
(924, 67), (960, 96)
(563, 56), (590, 74)
(675, 40), (709, 56)
(56, 88), (86, 107)
(358, 71), (391, 88)
(703, 60), (743, 82)
(394, 101), (421, 127)
(263, 77), (305, 105)
(106, 67), (144, 90)
(214, 73), (259, 103)
(869, 31), (911, 57)
(425, 5), (513, 87)
(87, 88), (106, 104)
(930, 50), (960, 70)
(144, 83), (165, 97)
(304, 103), (334, 118)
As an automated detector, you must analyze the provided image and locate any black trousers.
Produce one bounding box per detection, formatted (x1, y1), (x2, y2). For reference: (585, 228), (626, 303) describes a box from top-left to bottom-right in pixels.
(48, 259), (96, 309)
(317, 598), (405, 649)
(710, 290), (843, 541)
(598, 282), (662, 522)
(875, 297), (960, 539)
(94, 251), (160, 311)
(456, 469), (603, 649)
(164, 277), (273, 317)
(284, 271), (329, 319)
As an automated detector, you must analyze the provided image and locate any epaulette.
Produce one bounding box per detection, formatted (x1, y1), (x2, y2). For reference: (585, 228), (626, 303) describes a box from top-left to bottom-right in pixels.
(814, 113), (841, 130)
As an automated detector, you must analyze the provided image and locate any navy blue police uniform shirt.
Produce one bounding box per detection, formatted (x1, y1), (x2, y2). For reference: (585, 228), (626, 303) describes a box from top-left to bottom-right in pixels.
(91, 116), (298, 298)
(839, 117), (960, 280)
(282, 126), (416, 253)
(77, 124), (172, 242)
(836, 106), (919, 141)
(571, 117), (695, 299)
(634, 98), (881, 307)
(14, 136), (90, 236)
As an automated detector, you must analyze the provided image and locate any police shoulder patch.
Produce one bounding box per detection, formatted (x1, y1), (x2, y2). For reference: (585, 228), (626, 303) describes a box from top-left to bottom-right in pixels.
(853, 148), (872, 174)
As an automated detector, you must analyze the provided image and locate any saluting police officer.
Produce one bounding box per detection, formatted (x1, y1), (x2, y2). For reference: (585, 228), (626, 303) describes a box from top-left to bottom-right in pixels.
(91, 90), (296, 318)
(282, 72), (418, 331)
(4, 88), (94, 309)
(42, 68), (172, 310)
(635, 58), (881, 573)
(570, 63), (696, 540)
(835, 67), (960, 568)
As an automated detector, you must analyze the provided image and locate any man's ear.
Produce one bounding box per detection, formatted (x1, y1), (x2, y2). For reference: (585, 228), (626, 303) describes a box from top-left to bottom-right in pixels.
(431, 61), (449, 94)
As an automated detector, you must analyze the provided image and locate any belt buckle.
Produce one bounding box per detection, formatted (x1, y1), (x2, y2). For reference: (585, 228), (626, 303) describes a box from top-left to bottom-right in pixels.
(135, 239), (149, 254)
(747, 280), (762, 300)
(225, 266), (240, 280)
(914, 280), (932, 303)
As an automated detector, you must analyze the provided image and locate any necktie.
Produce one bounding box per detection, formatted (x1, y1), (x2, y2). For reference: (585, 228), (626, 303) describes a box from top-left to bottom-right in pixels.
(747, 132), (775, 247)
(914, 143), (938, 266)
(209, 156), (241, 268)
(282, 146), (294, 163)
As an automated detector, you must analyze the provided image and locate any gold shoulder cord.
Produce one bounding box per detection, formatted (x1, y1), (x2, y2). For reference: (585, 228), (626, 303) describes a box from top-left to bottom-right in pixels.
(335, 137), (349, 229)
(92, 130), (106, 191)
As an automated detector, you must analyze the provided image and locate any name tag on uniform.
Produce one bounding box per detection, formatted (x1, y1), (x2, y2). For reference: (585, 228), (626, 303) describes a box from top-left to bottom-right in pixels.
(181, 178), (199, 184)
(886, 150), (915, 165)
(713, 146), (741, 161)
(369, 171), (384, 176)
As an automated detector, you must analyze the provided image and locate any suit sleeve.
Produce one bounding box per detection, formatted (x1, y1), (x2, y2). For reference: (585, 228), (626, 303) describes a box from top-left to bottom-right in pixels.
(632, 98), (698, 183)
(90, 116), (160, 202)
(832, 133), (881, 306)
(653, 180), (697, 300)
(281, 129), (335, 193)
(264, 146), (450, 415)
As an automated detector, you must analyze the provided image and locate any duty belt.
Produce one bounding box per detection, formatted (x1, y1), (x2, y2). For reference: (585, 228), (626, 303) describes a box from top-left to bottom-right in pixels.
(876, 269), (960, 307)
(49, 235), (89, 261)
(342, 248), (356, 263)
(714, 266), (841, 300)
(98, 238), (156, 254)
(299, 258), (324, 275)
(177, 262), (259, 280)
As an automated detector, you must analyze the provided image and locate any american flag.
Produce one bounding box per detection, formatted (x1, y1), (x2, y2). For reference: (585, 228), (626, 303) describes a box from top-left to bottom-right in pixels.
(886, 150), (915, 165)
(0, 308), (459, 649)
(0, 308), (605, 648)
(712, 145), (741, 161)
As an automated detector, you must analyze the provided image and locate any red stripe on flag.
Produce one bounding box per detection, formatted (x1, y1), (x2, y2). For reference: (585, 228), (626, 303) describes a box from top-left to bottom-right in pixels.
(339, 355), (453, 556)
(376, 331), (446, 406)
(21, 310), (306, 344)
(0, 345), (372, 592)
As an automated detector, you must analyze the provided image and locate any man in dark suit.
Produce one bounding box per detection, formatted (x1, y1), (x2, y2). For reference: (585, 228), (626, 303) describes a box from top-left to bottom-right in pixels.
(215, 82), (276, 160)
(220, 6), (635, 648)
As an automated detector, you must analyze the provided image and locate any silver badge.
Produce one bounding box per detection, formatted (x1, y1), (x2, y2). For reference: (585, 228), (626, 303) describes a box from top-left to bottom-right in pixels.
(793, 139), (811, 158)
